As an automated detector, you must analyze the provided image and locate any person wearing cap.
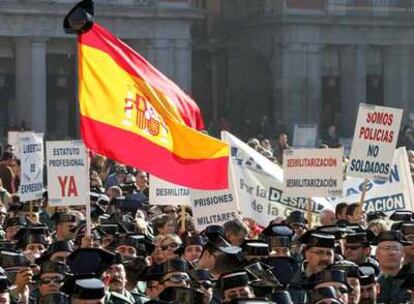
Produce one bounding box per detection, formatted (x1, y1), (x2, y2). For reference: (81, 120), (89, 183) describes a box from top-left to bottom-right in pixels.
(63, 276), (106, 304)
(189, 269), (213, 304)
(124, 257), (150, 304)
(0, 251), (33, 304)
(400, 222), (414, 267)
(36, 240), (74, 264)
(14, 226), (49, 262)
(240, 240), (270, 262)
(3, 216), (26, 241)
(179, 235), (205, 264)
(104, 261), (137, 304)
(218, 271), (255, 303)
(301, 232), (335, 277)
(344, 233), (378, 268)
(359, 265), (380, 304)
(309, 286), (342, 304)
(260, 224), (294, 258)
(51, 212), (78, 242)
(197, 230), (242, 278)
(329, 260), (361, 304)
(376, 230), (411, 304)
(112, 234), (154, 259)
(286, 211), (307, 237)
(31, 261), (69, 303)
(151, 258), (191, 300)
(306, 269), (350, 304)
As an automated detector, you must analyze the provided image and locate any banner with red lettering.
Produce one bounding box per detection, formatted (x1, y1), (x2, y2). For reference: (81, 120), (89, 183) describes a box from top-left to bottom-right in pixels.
(347, 104), (403, 181)
(283, 148), (344, 197)
(46, 140), (89, 206)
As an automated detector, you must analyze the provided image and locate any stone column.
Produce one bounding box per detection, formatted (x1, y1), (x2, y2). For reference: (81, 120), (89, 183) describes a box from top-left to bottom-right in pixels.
(154, 39), (173, 79)
(305, 44), (323, 125)
(30, 39), (47, 133)
(339, 45), (366, 136)
(174, 39), (191, 93)
(383, 46), (410, 112)
(14, 38), (31, 129)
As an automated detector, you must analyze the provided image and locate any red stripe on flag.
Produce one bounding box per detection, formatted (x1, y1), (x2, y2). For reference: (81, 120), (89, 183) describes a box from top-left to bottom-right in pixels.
(80, 115), (228, 190)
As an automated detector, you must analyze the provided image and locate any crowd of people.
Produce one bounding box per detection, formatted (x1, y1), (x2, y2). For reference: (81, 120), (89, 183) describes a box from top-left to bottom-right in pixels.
(0, 137), (414, 304)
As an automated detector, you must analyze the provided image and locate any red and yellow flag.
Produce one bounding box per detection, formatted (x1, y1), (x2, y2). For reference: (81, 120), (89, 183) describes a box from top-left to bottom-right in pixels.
(78, 24), (229, 190)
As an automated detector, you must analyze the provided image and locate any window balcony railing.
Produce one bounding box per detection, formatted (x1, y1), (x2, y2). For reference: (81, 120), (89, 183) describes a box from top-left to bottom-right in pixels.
(0, 0), (157, 7)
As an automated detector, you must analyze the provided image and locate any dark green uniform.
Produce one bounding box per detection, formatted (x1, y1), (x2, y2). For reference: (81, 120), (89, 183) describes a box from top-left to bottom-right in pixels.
(105, 290), (137, 304)
(377, 272), (410, 304)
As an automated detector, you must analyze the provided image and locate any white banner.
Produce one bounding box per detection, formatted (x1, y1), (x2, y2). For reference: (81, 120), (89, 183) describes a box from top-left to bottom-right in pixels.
(293, 124), (318, 148)
(19, 132), (44, 201)
(283, 148), (343, 197)
(222, 131), (334, 227)
(190, 183), (238, 231)
(330, 147), (414, 214)
(348, 104), (403, 181)
(149, 175), (190, 206)
(46, 140), (89, 206)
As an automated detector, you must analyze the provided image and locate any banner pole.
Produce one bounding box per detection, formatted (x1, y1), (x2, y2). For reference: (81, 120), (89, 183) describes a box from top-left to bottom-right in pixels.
(180, 205), (186, 233)
(29, 200), (33, 222)
(357, 178), (369, 220)
(85, 148), (91, 236)
(307, 197), (313, 229)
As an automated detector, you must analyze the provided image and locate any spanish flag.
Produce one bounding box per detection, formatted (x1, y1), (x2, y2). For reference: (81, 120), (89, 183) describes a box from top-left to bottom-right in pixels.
(78, 23), (229, 190)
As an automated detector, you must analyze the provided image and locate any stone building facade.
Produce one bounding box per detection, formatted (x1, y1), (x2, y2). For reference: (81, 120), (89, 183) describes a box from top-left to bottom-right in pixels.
(193, 0), (414, 137)
(0, 0), (201, 139)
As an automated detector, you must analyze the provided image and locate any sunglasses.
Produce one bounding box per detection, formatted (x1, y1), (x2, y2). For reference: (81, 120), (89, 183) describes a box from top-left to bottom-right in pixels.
(161, 243), (179, 251)
(39, 277), (64, 284)
(160, 273), (190, 284)
(190, 280), (212, 289)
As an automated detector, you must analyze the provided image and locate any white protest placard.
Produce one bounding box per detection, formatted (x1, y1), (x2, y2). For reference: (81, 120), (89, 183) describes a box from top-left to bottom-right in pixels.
(222, 131), (334, 227)
(19, 132), (44, 201)
(149, 175), (190, 206)
(329, 147), (414, 215)
(46, 140), (89, 206)
(189, 172), (238, 232)
(7, 131), (19, 148)
(347, 104), (403, 181)
(283, 148), (343, 197)
(293, 124), (318, 148)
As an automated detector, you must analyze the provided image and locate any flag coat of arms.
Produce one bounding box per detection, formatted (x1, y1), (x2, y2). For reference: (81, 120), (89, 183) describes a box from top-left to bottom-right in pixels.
(78, 24), (229, 190)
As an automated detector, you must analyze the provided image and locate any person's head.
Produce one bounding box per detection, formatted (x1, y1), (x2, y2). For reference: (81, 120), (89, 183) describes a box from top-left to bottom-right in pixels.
(367, 219), (388, 236)
(344, 233), (371, 264)
(160, 234), (182, 261)
(152, 214), (176, 236)
(155, 259), (190, 297)
(135, 170), (148, 190)
(53, 213), (77, 241)
(312, 269), (350, 304)
(38, 262), (67, 296)
(376, 231), (406, 274)
(107, 263), (127, 293)
(401, 223), (414, 261)
(328, 125), (337, 137)
(320, 209), (336, 226)
(359, 266), (380, 304)
(335, 203), (348, 221)
(151, 235), (167, 265)
(182, 236), (204, 263)
(346, 203), (365, 225)
(278, 133), (288, 146)
(219, 271), (255, 303)
(303, 234), (335, 275)
(223, 218), (250, 246)
(69, 278), (106, 304)
(105, 186), (122, 201)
